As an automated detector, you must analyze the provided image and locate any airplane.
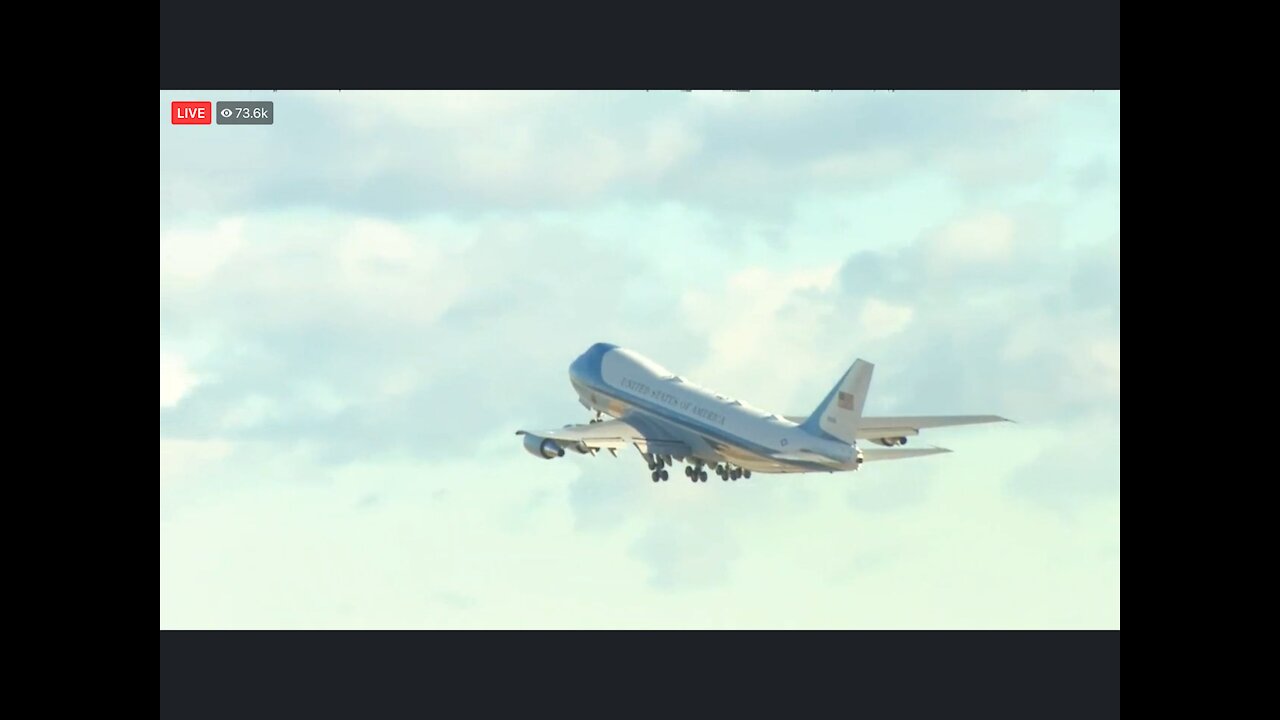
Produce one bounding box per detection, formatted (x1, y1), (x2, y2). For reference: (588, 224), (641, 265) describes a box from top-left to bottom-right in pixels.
(517, 342), (1010, 483)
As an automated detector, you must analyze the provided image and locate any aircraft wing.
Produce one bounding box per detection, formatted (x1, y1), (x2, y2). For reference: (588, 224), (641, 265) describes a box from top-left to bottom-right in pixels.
(516, 418), (690, 457)
(860, 446), (953, 462)
(784, 414), (1009, 440)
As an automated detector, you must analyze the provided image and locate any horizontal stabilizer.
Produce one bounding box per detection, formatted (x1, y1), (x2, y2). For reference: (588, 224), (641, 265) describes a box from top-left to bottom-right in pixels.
(860, 446), (952, 462)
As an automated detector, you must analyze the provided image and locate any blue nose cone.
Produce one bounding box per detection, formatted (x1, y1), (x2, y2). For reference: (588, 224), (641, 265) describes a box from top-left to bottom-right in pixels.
(570, 342), (618, 386)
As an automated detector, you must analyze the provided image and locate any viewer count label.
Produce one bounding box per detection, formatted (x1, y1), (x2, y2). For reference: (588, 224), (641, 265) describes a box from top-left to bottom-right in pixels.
(171, 101), (211, 125)
(216, 101), (273, 125)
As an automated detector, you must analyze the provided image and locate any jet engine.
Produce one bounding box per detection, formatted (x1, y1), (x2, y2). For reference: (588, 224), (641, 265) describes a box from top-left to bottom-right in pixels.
(523, 434), (565, 459)
(871, 437), (909, 447)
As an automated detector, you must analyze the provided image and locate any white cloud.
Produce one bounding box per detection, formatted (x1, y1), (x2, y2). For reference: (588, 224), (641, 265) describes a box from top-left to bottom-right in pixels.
(938, 145), (1051, 189)
(680, 265), (840, 409)
(928, 211), (1016, 266)
(807, 148), (912, 182)
(642, 118), (700, 177)
(314, 90), (570, 132)
(1086, 338), (1121, 398)
(160, 438), (232, 485)
(160, 218), (244, 286)
(160, 350), (199, 408)
(220, 394), (279, 431)
(859, 298), (914, 340)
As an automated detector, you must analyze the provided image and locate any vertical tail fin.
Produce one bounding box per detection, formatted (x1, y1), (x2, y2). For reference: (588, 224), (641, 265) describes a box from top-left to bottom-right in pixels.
(799, 359), (873, 444)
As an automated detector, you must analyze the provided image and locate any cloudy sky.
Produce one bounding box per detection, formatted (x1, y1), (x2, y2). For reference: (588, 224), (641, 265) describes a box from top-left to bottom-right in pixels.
(160, 90), (1120, 629)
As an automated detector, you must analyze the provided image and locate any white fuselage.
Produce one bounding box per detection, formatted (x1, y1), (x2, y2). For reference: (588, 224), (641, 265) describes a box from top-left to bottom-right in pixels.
(569, 345), (858, 473)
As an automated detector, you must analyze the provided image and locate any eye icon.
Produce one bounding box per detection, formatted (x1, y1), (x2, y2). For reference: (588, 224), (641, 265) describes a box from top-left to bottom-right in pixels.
(220, 108), (233, 118)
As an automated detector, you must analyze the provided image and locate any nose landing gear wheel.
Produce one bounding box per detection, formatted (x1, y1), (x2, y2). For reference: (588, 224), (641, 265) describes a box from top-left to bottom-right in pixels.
(660, 470), (669, 481)
(651, 471), (659, 482)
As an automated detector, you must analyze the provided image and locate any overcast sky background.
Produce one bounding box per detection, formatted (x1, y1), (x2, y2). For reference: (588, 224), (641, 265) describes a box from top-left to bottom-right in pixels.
(160, 90), (1120, 628)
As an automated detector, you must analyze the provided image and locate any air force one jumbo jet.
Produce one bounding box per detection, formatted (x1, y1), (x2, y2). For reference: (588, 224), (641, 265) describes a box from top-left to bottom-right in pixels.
(517, 343), (1010, 483)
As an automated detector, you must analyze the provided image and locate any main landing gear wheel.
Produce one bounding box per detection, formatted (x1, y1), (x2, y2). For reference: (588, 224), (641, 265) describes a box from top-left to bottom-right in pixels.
(743, 470), (751, 479)
(651, 471), (660, 482)
(660, 470), (669, 481)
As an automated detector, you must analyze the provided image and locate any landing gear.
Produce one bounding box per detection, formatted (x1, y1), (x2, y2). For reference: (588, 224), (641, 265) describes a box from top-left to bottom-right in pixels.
(643, 452), (673, 479)
(710, 464), (749, 481)
(686, 461), (712, 483)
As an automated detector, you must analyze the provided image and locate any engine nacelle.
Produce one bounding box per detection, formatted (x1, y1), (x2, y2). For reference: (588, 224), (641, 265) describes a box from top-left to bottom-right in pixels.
(523, 434), (565, 459)
(871, 436), (909, 447)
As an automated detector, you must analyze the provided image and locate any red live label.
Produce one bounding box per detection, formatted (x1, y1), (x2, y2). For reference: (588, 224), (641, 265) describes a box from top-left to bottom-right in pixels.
(171, 101), (212, 125)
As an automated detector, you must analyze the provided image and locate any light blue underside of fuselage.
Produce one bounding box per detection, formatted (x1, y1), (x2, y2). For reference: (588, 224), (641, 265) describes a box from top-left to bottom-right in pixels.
(568, 343), (843, 473)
